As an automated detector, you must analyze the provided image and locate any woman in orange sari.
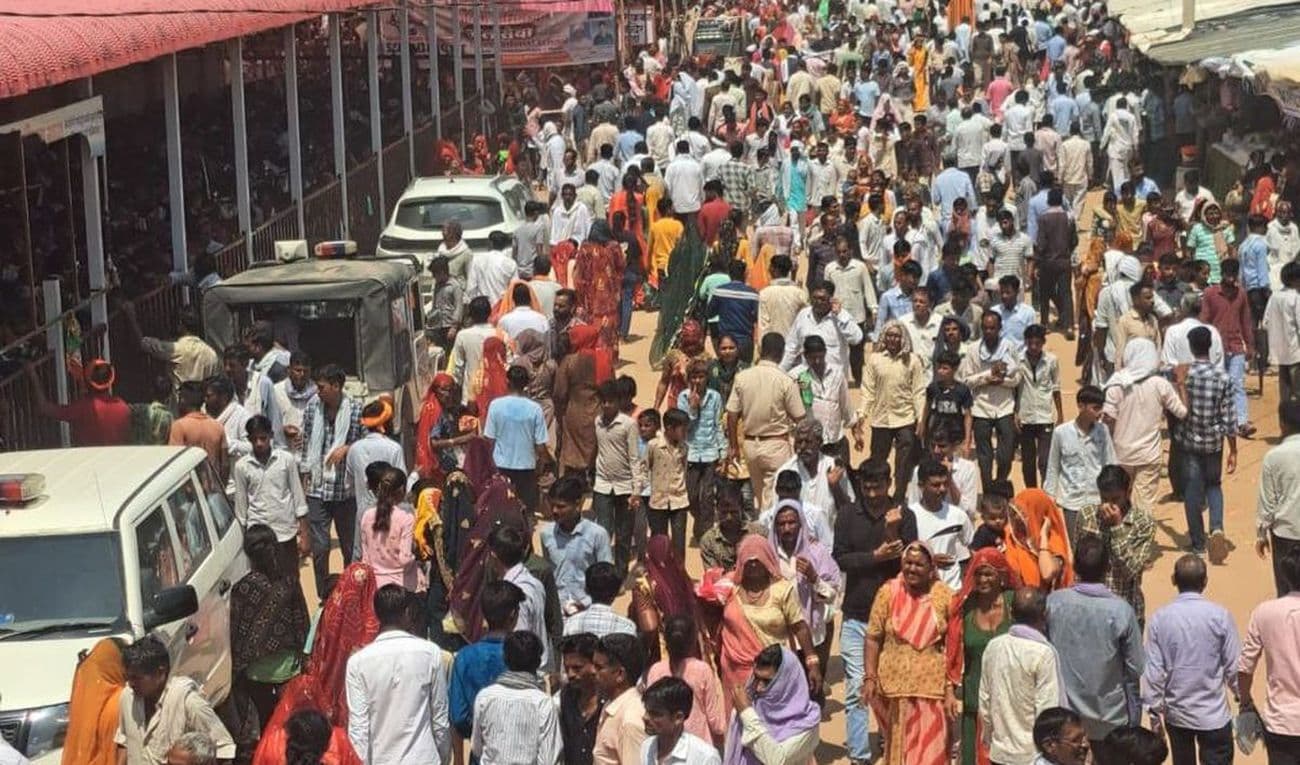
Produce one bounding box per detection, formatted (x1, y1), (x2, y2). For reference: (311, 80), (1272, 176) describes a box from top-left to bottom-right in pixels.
(1006, 488), (1074, 590)
(471, 336), (510, 419)
(718, 535), (820, 706)
(864, 542), (954, 765)
(62, 638), (127, 765)
(653, 319), (711, 410)
(608, 174), (648, 270)
(252, 563), (379, 765)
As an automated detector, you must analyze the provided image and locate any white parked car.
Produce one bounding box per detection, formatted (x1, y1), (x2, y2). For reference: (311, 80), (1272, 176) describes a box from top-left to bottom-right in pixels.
(375, 174), (531, 272)
(0, 447), (247, 763)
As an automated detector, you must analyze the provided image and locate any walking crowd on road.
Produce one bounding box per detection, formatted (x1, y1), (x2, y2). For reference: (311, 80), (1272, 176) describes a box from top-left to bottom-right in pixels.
(30, 0), (1300, 763)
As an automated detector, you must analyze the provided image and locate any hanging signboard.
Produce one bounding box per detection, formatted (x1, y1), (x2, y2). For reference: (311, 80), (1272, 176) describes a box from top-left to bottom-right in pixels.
(626, 7), (655, 47)
(0, 96), (105, 157)
(378, 7), (616, 68)
(692, 17), (744, 57)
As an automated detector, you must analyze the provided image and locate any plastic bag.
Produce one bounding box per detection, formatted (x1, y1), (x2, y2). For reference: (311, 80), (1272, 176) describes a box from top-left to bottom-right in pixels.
(1236, 709), (1263, 755)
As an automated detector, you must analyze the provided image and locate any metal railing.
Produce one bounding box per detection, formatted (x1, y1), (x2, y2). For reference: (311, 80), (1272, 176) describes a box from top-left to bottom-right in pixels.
(250, 207), (303, 264)
(303, 181), (344, 245)
(346, 155), (382, 254)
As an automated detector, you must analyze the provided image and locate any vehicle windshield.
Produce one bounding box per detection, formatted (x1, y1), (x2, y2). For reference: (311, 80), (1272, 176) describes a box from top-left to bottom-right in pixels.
(0, 533), (126, 639)
(395, 197), (504, 231)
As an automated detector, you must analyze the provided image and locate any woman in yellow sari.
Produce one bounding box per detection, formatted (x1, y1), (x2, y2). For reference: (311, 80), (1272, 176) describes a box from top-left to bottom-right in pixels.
(62, 637), (127, 765)
(908, 37), (931, 112)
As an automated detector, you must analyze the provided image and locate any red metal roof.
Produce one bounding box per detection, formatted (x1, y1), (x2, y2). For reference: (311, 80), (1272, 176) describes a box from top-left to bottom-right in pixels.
(0, 0), (384, 99)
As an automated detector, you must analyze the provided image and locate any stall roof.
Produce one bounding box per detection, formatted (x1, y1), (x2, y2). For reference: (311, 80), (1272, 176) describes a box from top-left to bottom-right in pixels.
(0, 0), (384, 100)
(1113, 0), (1294, 49)
(1140, 3), (1300, 65)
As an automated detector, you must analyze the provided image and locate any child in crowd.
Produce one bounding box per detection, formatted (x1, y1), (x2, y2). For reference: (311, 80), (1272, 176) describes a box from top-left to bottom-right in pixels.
(970, 492), (1009, 552)
(646, 408), (691, 556)
(919, 350), (974, 454)
(1016, 324), (1062, 489)
(1044, 385), (1116, 543)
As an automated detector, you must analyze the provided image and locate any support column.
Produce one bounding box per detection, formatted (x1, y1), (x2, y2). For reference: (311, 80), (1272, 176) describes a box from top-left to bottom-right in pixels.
(492, 1), (504, 104)
(285, 25), (305, 238)
(367, 9), (385, 219)
(228, 37), (252, 261)
(473, 6), (485, 137)
(400, 0), (414, 174)
(42, 278), (70, 448)
(80, 139), (108, 356)
(427, 7), (442, 142)
(329, 13), (349, 237)
(162, 54), (188, 280)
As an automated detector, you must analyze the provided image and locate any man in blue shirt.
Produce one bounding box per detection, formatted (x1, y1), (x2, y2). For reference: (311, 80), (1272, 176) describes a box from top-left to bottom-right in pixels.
(933, 155), (977, 222)
(614, 115), (643, 167)
(1026, 171), (1071, 242)
(875, 256), (921, 339)
(1046, 26), (1068, 65)
(449, 580), (520, 738)
(540, 475), (614, 613)
(707, 259), (761, 361)
(1241, 214), (1273, 367)
(991, 274), (1038, 346)
(483, 364), (553, 516)
(853, 67), (881, 118)
(1049, 83), (1079, 137)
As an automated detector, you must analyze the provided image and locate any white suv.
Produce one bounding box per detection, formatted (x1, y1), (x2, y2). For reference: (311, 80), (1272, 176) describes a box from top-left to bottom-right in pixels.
(0, 447), (247, 763)
(375, 175), (532, 272)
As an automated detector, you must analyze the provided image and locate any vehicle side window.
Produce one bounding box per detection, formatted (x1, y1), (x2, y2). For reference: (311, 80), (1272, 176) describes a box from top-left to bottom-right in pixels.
(199, 462), (236, 537)
(135, 508), (180, 608)
(167, 479), (212, 577)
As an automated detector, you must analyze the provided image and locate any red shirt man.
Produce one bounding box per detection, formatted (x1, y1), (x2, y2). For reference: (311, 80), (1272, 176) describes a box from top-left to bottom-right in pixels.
(31, 359), (130, 446)
(698, 180), (733, 246)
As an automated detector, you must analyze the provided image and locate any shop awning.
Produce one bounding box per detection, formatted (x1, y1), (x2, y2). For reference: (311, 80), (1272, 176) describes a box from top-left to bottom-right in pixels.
(1145, 3), (1300, 65)
(0, 0), (385, 100)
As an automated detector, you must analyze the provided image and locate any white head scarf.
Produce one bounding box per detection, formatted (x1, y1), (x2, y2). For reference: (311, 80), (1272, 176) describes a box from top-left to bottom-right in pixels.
(1104, 337), (1160, 390)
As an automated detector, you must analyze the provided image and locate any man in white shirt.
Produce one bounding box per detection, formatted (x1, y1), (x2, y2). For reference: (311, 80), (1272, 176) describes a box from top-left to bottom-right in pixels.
(1059, 122), (1093, 215)
(646, 115), (675, 170)
(1267, 202), (1300, 290)
(979, 588), (1063, 765)
(640, 677), (722, 765)
(451, 297), (498, 403)
(116, 637), (237, 765)
(906, 424), (981, 520)
(1004, 91), (1035, 155)
(1172, 170), (1216, 226)
(233, 415), (310, 571)
(466, 230), (520, 304)
(347, 585), (451, 765)
(1163, 294), (1224, 369)
(1265, 262), (1300, 404)
(345, 399), (407, 559)
(529, 256), (563, 319)
(589, 143), (622, 202)
(550, 185), (593, 246)
(701, 144), (731, 183)
(780, 281), (864, 373)
(808, 143), (842, 208)
(497, 282), (551, 340)
(471, 631), (563, 765)
(910, 457), (974, 589)
(758, 255), (809, 339)
(205, 376), (252, 476)
(272, 351), (317, 448)
(491, 524), (554, 670)
(664, 141), (705, 216)
(1100, 97), (1140, 192)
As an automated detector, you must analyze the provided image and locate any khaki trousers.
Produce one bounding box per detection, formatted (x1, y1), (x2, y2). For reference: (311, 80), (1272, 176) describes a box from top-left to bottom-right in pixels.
(743, 437), (794, 510)
(1123, 462), (1162, 513)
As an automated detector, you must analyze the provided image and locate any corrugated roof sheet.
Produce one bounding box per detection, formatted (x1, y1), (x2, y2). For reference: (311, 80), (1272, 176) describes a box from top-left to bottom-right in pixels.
(0, 0), (384, 100)
(1111, 0), (1298, 50)
(1141, 3), (1300, 65)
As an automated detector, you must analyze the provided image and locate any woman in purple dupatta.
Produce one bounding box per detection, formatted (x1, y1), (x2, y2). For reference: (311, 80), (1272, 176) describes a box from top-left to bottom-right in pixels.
(768, 500), (842, 677)
(447, 436), (529, 642)
(723, 644), (822, 765)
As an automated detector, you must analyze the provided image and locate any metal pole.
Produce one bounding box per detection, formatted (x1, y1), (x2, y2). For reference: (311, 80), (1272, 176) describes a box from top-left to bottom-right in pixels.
(454, 10), (465, 152)
(80, 139), (108, 357)
(42, 278), (70, 448)
(229, 37), (252, 262)
(400, 0), (415, 174)
(15, 133), (36, 329)
(427, 3), (442, 143)
(285, 24), (305, 238)
(492, 1), (504, 105)
(473, 6), (485, 138)
(368, 10), (385, 221)
(329, 13), (349, 238)
(162, 54), (188, 284)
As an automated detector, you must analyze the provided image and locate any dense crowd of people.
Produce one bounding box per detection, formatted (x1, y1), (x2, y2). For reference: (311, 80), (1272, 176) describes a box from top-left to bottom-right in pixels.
(15, 0), (1300, 764)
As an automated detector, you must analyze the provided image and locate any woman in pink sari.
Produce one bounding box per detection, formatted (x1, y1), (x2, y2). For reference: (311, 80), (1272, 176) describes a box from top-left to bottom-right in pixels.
(718, 535), (821, 707)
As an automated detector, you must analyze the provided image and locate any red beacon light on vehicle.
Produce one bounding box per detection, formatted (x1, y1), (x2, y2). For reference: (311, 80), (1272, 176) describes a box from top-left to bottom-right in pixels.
(0, 473), (45, 505)
(313, 240), (359, 259)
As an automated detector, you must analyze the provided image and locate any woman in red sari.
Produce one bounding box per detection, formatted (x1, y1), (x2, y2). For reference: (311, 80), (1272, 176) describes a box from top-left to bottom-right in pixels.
(631, 534), (706, 665)
(944, 548), (1019, 765)
(554, 324), (611, 475)
(718, 535), (820, 707)
(550, 239), (578, 288)
(572, 220), (627, 359)
(414, 373), (456, 481)
(251, 563), (379, 765)
(653, 319), (711, 410)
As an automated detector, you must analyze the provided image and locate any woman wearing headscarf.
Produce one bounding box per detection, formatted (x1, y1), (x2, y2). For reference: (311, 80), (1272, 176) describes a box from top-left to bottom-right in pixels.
(414, 373), (456, 480)
(232, 525), (311, 726)
(655, 319), (711, 410)
(723, 645), (822, 765)
(863, 541), (954, 765)
(1186, 201), (1236, 283)
(554, 324), (610, 475)
(718, 534), (822, 703)
(471, 335), (510, 419)
(1005, 488), (1074, 590)
(515, 329), (557, 448)
(767, 500), (842, 691)
(251, 563), (379, 765)
(1101, 337), (1187, 514)
(631, 534), (705, 665)
(62, 638), (127, 765)
(573, 220), (627, 357)
(943, 548), (1018, 765)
